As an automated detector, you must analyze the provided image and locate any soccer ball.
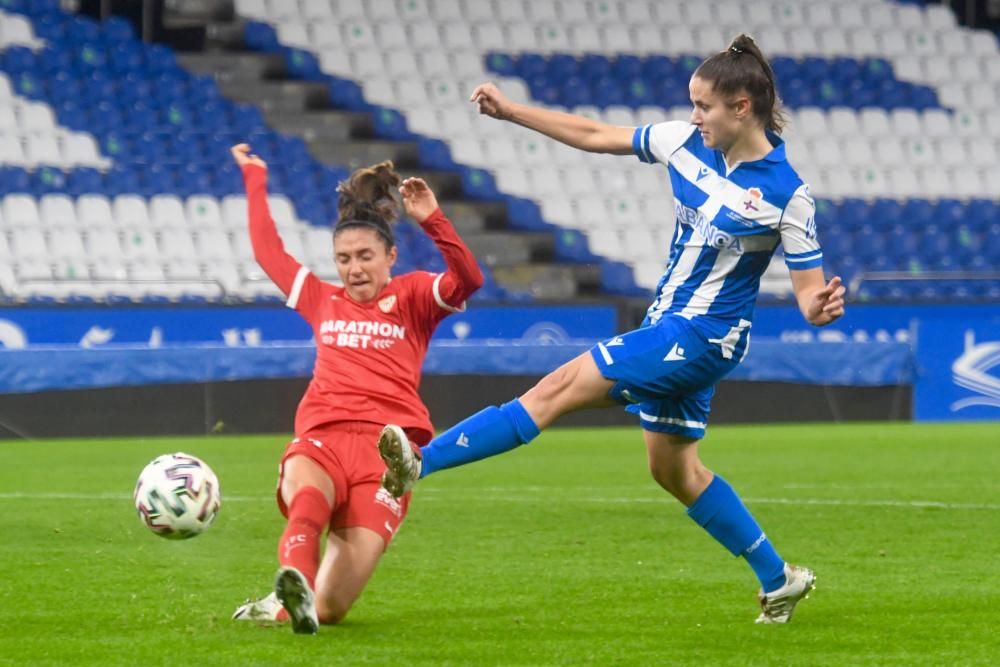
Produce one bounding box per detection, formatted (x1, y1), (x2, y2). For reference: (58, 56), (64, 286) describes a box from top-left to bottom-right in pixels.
(133, 452), (221, 539)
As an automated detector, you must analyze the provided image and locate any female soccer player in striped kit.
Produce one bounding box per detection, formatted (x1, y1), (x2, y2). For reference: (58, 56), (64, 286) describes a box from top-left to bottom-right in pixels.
(379, 35), (845, 624)
(229, 144), (483, 633)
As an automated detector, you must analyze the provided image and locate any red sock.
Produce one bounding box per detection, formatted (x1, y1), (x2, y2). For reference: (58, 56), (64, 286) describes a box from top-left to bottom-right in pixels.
(278, 486), (331, 589)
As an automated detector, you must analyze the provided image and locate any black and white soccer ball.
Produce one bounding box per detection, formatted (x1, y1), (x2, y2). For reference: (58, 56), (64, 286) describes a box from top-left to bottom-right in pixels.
(133, 452), (221, 539)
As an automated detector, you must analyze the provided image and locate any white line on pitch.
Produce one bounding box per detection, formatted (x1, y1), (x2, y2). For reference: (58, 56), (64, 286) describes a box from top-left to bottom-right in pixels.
(0, 491), (997, 511)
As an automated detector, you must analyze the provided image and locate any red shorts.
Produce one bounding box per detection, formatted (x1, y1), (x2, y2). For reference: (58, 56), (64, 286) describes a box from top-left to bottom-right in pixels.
(276, 421), (420, 548)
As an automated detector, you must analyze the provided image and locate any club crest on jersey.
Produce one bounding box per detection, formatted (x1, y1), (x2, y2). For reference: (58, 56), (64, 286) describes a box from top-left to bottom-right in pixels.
(743, 187), (763, 212)
(378, 295), (396, 313)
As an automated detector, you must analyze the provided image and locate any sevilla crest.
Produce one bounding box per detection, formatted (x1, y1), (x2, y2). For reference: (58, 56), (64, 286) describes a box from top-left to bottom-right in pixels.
(378, 295), (396, 313)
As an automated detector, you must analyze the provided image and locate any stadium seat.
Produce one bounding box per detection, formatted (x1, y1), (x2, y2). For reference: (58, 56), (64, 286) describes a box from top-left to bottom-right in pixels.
(38, 193), (77, 226)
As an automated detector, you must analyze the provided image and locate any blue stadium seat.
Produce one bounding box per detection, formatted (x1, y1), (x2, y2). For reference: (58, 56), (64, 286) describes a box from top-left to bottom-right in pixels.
(599, 260), (644, 296)
(503, 195), (553, 232)
(459, 167), (501, 200)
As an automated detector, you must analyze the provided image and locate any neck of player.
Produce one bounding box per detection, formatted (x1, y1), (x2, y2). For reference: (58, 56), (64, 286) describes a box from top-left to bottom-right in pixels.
(722, 129), (773, 170)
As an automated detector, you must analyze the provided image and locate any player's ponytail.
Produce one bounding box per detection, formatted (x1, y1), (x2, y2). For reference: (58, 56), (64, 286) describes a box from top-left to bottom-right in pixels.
(695, 33), (787, 134)
(335, 160), (401, 249)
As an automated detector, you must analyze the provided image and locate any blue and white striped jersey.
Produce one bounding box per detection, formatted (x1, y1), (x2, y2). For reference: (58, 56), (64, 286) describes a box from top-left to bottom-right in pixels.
(632, 121), (821, 328)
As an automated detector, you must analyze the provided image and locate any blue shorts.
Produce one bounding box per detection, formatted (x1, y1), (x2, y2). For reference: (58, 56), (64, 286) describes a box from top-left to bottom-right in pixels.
(589, 314), (745, 439)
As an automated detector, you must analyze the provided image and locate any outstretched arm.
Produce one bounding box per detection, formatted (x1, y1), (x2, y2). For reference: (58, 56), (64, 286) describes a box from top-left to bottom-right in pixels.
(400, 177), (483, 308)
(470, 83), (634, 155)
(231, 143), (303, 296)
(790, 269), (846, 326)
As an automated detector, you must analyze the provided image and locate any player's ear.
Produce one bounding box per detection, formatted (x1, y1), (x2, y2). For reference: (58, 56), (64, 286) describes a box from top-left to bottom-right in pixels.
(733, 95), (752, 120)
(386, 244), (398, 268)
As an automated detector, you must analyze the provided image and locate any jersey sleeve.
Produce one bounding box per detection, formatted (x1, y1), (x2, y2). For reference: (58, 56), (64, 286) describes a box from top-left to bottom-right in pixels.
(779, 184), (823, 271)
(242, 164), (322, 317)
(633, 121), (696, 165)
(417, 208), (484, 315)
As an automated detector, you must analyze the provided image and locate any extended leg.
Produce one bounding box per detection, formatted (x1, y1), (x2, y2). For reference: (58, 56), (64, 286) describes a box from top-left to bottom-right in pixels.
(379, 352), (616, 496)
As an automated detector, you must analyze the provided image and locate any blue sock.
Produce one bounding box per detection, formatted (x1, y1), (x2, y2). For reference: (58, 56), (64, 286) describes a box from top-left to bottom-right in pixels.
(686, 475), (787, 593)
(419, 399), (540, 478)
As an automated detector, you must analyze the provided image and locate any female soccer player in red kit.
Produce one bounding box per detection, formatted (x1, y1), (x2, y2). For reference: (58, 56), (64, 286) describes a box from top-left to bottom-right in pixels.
(228, 144), (483, 634)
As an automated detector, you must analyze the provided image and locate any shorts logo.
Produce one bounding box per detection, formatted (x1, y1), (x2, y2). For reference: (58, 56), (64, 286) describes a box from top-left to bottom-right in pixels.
(606, 336), (625, 347)
(374, 486), (403, 517)
(456, 432), (469, 447)
(664, 343), (686, 362)
(378, 295), (397, 313)
(620, 388), (640, 404)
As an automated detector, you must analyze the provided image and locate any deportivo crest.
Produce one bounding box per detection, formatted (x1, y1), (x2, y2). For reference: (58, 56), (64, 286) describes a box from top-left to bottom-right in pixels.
(742, 187), (763, 213)
(378, 295), (397, 313)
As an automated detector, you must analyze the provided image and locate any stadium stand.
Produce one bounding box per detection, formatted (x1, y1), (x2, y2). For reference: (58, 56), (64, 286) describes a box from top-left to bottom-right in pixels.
(231, 0), (1000, 303)
(0, 0), (997, 304)
(0, 0), (526, 303)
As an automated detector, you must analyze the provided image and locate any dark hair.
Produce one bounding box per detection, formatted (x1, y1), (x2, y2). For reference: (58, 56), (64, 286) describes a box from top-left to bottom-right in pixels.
(334, 160), (401, 249)
(693, 33), (787, 133)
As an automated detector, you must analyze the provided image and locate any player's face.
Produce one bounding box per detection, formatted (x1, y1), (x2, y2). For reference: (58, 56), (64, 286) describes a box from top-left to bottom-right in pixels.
(688, 76), (749, 152)
(334, 228), (397, 303)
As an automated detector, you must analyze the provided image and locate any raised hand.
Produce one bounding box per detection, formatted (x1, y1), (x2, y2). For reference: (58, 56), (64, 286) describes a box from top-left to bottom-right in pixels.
(469, 82), (513, 121)
(230, 143), (267, 169)
(807, 276), (846, 325)
(399, 177), (439, 223)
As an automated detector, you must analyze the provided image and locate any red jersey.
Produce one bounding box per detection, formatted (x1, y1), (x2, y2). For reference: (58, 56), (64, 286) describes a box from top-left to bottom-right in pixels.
(242, 164), (483, 443)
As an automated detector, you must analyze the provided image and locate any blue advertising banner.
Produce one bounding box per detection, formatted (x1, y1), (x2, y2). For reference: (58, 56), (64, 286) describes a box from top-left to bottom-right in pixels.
(0, 339), (915, 395)
(914, 313), (1000, 422)
(0, 305), (617, 348)
(756, 303), (999, 422)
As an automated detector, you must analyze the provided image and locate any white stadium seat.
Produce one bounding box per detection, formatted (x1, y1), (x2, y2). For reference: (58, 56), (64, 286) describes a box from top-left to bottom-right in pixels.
(299, 0), (334, 21)
(858, 108), (891, 137)
(39, 194), (78, 227)
(149, 195), (187, 228)
(234, 0), (267, 20)
(198, 229), (235, 261)
(0, 13), (40, 47)
(461, 0), (495, 22)
(496, 0), (526, 22)
(112, 195), (151, 227)
(949, 167), (985, 198)
(48, 227), (88, 259)
(86, 228), (125, 260)
(10, 227), (46, 259)
(24, 134), (62, 167)
(0, 134), (27, 166)
(936, 138), (970, 167)
(120, 227), (160, 260)
(159, 228), (198, 259)
(18, 102), (56, 134)
(3, 194), (40, 227)
(266, 0), (301, 22)
(276, 21), (310, 49)
(525, 0), (557, 22)
(186, 195), (223, 228)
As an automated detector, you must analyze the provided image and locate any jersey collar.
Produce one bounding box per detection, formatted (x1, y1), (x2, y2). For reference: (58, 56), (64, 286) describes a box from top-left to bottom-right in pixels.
(761, 130), (787, 163)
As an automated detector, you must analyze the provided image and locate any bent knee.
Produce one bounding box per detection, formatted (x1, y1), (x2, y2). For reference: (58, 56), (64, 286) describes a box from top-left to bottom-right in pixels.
(317, 601), (350, 625)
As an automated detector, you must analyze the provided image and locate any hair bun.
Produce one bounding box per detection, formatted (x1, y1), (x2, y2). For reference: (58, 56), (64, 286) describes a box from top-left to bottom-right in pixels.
(335, 160), (403, 229)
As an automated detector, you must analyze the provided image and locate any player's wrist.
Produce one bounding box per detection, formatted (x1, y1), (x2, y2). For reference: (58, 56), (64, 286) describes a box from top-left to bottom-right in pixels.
(417, 207), (445, 225)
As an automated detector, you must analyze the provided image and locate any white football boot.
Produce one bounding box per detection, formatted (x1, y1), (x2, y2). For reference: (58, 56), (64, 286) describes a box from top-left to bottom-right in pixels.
(755, 563), (816, 624)
(232, 592), (283, 622)
(275, 566), (319, 635)
(378, 424), (421, 499)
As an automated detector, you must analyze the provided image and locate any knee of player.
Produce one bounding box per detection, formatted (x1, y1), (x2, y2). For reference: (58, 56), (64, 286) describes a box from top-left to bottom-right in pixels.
(317, 600), (350, 625)
(647, 455), (684, 494)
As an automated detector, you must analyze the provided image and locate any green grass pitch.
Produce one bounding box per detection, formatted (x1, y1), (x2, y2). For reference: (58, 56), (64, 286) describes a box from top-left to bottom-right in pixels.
(1, 422), (998, 666)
